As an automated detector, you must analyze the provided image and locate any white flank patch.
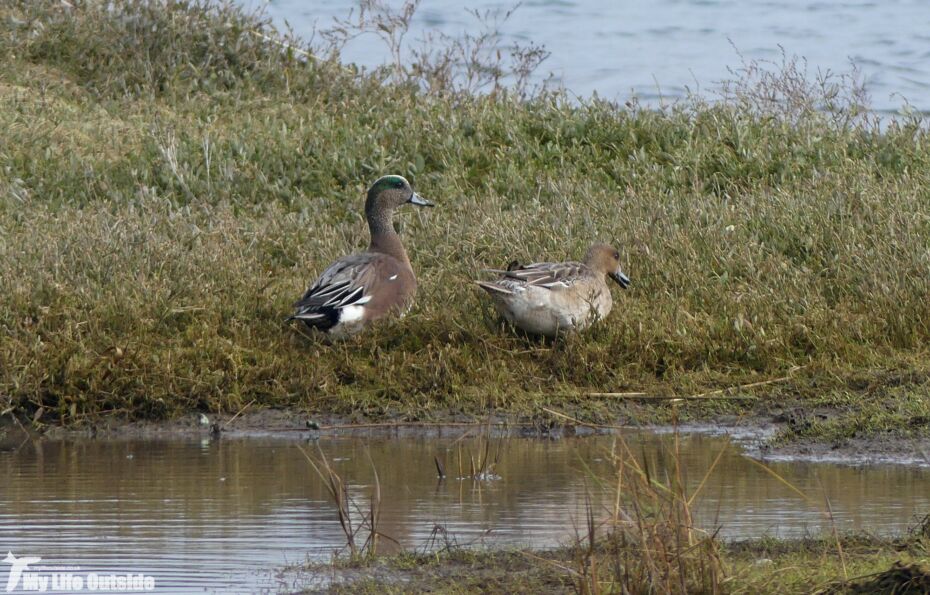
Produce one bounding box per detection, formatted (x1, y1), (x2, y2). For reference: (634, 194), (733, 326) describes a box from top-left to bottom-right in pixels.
(339, 305), (365, 323)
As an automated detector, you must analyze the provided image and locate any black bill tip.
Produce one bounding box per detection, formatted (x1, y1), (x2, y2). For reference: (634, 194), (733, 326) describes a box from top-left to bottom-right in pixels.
(610, 270), (631, 289)
(408, 193), (434, 207)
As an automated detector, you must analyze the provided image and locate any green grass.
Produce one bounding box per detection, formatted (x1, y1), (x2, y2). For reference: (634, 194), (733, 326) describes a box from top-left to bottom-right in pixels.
(2, 0), (930, 433)
(301, 534), (930, 594)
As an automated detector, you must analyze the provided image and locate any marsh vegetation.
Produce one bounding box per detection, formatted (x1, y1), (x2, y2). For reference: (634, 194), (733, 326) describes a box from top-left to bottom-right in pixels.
(1, 0), (930, 444)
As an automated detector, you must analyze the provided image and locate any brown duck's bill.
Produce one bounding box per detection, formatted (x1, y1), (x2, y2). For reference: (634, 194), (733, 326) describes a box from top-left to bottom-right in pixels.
(610, 270), (631, 289)
(408, 193), (434, 207)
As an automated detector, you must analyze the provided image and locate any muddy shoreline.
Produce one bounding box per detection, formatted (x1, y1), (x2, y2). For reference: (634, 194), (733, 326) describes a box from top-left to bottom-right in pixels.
(5, 407), (928, 468)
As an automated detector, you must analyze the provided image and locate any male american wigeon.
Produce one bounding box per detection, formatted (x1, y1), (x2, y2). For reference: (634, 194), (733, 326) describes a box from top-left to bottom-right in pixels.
(476, 243), (630, 337)
(289, 175), (433, 336)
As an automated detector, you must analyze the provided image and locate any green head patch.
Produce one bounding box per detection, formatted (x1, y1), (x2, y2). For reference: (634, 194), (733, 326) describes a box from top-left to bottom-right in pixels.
(372, 175), (408, 193)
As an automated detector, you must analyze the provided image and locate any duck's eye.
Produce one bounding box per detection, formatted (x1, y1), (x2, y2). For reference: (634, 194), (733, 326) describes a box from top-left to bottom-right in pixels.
(394, 180), (405, 188)
(613, 251), (620, 259)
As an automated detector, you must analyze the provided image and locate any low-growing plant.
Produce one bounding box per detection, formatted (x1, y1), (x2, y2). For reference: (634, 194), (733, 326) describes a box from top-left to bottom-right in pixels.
(299, 444), (397, 560)
(439, 422), (502, 481)
(568, 430), (726, 594)
(325, 0), (551, 97)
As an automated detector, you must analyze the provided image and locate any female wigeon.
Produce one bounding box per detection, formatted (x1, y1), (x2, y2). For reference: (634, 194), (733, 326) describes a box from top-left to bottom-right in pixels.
(477, 243), (630, 337)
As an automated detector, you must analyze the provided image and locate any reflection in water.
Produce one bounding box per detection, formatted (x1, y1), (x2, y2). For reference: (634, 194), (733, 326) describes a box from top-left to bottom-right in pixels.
(2, 431), (930, 592)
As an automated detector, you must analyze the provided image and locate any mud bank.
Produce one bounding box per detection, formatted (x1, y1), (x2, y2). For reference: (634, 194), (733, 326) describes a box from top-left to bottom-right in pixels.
(4, 406), (928, 467)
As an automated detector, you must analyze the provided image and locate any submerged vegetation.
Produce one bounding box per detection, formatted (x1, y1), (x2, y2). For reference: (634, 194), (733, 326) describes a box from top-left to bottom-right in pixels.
(2, 0), (930, 436)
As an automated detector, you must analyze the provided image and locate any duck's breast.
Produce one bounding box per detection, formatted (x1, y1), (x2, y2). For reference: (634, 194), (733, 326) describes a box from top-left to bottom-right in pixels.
(537, 277), (612, 334)
(361, 255), (417, 322)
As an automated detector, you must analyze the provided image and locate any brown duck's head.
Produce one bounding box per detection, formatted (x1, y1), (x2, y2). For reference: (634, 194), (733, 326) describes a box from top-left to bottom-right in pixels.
(584, 243), (631, 289)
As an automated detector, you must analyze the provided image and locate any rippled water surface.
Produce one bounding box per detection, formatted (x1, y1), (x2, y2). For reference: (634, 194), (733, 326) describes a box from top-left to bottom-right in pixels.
(241, 0), (930, 111)
(3, 430), (930, 592)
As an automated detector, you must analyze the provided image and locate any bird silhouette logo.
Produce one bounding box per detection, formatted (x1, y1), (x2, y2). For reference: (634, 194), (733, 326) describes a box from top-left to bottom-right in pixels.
(3, 552), (42, 593)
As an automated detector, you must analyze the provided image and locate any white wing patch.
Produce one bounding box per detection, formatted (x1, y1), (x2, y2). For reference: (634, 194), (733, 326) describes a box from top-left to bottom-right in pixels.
(388, 274), (398, 281)
(339, 305), (366, 323)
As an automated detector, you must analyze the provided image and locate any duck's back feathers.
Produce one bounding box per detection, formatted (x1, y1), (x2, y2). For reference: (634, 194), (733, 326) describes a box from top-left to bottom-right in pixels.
(475, 280), (515, 295)
(484, 261), (590, 291)
(291, 252), (415, 335)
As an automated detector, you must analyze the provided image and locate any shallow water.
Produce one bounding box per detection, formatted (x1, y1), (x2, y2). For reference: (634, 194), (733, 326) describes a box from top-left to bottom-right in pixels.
(239, 0), (930, 112)
(2, 430), (930, 592)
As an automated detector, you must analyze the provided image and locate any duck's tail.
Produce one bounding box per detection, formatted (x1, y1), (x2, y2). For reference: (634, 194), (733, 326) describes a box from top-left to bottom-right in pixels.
(475, 280), (514, 295)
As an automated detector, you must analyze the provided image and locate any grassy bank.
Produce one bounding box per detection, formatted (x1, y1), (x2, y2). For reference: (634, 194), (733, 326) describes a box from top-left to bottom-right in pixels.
(2, 1), (930, 435)
(312, 534), (930, 594)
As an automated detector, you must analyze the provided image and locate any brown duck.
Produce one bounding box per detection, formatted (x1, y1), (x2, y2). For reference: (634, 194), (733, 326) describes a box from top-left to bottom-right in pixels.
(476, 243), (630, 337)
(289, 175), (433, 336)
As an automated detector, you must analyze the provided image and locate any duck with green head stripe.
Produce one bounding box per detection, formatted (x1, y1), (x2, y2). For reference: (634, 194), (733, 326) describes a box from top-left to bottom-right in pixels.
(289, 175), (434, 337)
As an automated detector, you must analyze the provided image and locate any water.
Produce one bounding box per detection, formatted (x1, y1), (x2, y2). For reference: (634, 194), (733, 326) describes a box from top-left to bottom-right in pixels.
(240, 0), (930, 112)
(2, 430), (930, 592)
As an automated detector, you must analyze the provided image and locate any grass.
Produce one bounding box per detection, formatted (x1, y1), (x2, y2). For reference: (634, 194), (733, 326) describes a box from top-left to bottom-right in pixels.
(2, 0), (930, 437)
(564, 429), (727, 594)
(299, 443), (389, 561)
(311, 535), (929, 594)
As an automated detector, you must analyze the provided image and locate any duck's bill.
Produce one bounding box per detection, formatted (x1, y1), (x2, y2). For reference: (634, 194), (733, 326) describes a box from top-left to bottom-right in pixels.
(610, 270), (631, 289)
(408, 193), (434, 207)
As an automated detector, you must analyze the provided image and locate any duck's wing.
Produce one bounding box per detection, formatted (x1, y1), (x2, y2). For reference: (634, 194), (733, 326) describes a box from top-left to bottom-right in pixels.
(490, 261), (589, 290)
(289, 253), (388, 329)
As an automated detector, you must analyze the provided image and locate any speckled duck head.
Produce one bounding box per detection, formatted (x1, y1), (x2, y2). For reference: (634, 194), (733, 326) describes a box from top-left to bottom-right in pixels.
(364, 175), (433, 233)
(584, 243), (631, 288)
